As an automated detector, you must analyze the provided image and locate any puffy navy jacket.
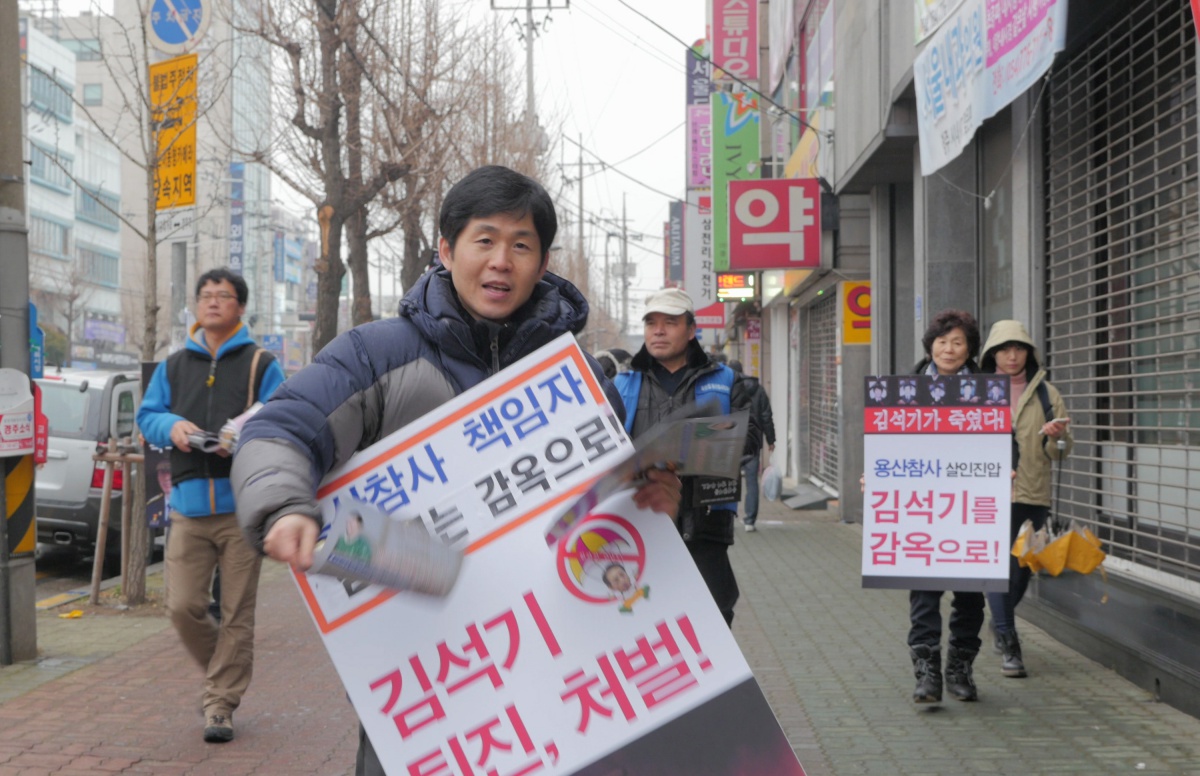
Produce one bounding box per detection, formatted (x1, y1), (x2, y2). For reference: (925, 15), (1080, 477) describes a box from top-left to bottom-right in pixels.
(233, 268), (620, 550)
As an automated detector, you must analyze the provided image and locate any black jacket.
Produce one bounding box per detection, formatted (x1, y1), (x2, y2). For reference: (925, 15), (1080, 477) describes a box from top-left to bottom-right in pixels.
(741, 375), (776, 447)
(625, 339), (761, 545)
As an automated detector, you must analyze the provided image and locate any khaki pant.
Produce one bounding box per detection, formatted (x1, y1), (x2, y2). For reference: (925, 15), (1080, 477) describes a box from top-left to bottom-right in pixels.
(166, 511), (262, 715)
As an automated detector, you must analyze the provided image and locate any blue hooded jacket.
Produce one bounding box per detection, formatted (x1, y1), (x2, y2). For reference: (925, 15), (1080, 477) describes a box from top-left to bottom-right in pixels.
(139, 323), (286, 517)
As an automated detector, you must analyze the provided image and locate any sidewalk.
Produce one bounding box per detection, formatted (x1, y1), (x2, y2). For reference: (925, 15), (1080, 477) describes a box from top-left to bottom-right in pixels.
(730, 499), (1200, 776)
(3, 500), (1200, 775)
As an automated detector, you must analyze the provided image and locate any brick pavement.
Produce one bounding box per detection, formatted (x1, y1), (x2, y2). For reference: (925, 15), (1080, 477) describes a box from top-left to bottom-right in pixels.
(729, 498), (1200, 776)
(3, 500), (1200, 775)
(0, 562), (359, 775)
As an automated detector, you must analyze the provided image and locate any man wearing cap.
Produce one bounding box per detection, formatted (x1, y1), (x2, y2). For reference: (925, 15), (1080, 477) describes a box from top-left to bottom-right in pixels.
(612, 287), (761, 626)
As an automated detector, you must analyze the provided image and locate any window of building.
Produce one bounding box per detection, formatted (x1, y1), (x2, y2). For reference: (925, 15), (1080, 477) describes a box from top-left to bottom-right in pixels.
(29, 66), (73, 122)
(61, 38), (102, 61)
(82, 83), (102, 106)
(29, 144), (73, 192)
(76, 186), (120, 230)
(979, 108), (1014, 330)
(29, 215), (71, 259)
(78, 245), (119, 287)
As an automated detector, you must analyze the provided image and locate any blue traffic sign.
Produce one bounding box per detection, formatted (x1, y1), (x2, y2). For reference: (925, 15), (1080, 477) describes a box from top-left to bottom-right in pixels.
(147, 0), (210, 55)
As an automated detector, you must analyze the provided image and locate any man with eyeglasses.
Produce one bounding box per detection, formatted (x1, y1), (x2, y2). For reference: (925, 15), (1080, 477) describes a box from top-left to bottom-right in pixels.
(138, 267), (286, 743)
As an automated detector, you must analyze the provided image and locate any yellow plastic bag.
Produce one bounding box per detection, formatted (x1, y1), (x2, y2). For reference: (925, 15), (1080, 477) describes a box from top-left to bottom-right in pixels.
(1011, 519), (1036, 569)
(1065, 524), (1106, 575)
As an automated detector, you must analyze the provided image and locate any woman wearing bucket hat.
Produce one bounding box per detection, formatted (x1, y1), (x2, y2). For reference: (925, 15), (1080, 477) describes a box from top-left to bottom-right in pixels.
(980, 320), (1073, 678)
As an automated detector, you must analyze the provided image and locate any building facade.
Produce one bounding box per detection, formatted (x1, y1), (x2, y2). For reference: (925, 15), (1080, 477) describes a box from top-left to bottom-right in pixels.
(754, 0), (1200, 715)
(21, 20), (126, 370)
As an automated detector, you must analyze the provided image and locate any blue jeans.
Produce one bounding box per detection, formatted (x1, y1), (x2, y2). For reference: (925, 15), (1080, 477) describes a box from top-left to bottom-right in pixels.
(742, 456), (759, 525)
(987, 502), (1049, 634)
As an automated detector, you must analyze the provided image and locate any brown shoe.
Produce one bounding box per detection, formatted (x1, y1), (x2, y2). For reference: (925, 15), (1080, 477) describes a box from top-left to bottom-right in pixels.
(203, 711), (234, 743)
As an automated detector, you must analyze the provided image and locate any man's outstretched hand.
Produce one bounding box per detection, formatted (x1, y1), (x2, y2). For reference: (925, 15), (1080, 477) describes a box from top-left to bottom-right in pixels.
(631, 467), (683, 516)
(263, 513), (320, 571)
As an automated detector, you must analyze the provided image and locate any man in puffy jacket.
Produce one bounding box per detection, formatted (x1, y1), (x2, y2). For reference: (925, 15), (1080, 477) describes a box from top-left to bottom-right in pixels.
(138, 267), (286, 743)
(614, 288), (761, 626)
(230, 165), (680, 776)
(728, 359), (775, 532)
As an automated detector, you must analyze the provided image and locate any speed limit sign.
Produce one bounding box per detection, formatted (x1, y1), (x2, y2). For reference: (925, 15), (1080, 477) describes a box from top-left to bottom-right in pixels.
(728, 178), (820, 270)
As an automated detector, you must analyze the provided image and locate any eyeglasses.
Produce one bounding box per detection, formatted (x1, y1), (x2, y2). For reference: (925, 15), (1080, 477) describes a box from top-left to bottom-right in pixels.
(197, 292), (238, 303)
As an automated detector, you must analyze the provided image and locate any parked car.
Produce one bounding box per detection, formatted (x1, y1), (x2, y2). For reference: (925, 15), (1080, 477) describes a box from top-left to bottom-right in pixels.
(35, 369), (143, 558)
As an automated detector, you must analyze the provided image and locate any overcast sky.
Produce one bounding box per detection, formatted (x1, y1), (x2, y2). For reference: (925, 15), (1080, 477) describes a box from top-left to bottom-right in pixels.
(52, 0), (706, 308)
(526, 0), (705, 302)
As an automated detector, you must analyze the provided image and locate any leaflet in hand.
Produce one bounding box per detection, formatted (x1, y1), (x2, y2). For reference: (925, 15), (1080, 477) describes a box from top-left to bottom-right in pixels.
(542, 401), (750, 546)
(309, 500), (464, 597)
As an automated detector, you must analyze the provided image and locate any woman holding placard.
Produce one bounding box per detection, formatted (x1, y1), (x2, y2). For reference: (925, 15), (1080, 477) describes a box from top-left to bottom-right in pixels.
(980, 320), (1072, 678)
(907, 309), (986, 704)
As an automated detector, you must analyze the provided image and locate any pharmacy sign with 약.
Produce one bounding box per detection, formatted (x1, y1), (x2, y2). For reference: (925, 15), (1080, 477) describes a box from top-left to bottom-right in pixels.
(728, 179), (820, 270)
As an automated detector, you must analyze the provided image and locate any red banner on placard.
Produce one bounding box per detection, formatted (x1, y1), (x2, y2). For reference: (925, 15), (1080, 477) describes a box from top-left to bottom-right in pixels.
(864, 406), (1012, 434)
(1192, 0), (1200, 37)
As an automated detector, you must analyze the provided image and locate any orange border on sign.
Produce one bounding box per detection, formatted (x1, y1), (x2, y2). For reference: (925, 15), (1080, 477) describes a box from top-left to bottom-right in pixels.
(298, 342), (611, 634)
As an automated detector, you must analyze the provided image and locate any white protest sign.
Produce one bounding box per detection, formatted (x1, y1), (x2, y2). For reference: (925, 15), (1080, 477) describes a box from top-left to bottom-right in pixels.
(861, 374), (1012, 592)
(296, 335), (807, 775)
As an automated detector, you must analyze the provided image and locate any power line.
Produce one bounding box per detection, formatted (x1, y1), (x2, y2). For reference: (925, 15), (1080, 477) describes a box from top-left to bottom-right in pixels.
(587, 121), (684, 178)
(614, 0), (829, 141)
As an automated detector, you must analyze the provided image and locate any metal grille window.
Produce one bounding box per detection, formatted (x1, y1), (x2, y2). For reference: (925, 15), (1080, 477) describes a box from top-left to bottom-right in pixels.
(806, 293), (839, 489)
(1044, 0), (1200, 580)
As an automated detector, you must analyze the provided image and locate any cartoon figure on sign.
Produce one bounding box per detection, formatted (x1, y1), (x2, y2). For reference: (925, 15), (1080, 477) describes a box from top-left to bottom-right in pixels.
(602, 562), (651, 613)
(557, 513), (651, 614)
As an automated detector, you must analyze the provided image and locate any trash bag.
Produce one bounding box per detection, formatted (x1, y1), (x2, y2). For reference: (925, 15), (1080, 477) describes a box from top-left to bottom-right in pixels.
(761, 464), (782, 502)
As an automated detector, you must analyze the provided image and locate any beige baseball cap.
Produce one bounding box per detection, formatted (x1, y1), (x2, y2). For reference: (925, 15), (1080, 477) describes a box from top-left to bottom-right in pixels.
(643, 287), (695, 318)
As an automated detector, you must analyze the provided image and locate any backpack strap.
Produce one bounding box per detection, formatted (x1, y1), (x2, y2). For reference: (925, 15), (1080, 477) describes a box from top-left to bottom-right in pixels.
(246, 347), (264, 411)
(1036, 380), (1053, 454)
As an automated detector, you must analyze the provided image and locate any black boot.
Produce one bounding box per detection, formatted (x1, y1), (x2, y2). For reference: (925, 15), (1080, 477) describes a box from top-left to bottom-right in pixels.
(910, 645), (943, 703)
(944, 646), (979, 701)
(998, 630), (1026, 678)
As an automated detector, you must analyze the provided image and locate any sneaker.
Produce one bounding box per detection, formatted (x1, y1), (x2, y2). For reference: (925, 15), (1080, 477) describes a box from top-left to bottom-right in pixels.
(203, 711), (234, 743)
(744, 523), (757, 532)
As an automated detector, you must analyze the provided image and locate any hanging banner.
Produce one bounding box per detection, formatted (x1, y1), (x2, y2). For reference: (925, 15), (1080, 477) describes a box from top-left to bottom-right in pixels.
(712, 0), (758, 81)
(667, 201), (684, 288)
(683, 191), (715, 309)
(710, 92), (761, 273)
(861, 375), (1012, 591)
(914, 0), (967, 43)
(913, 0), (1067, 176)
(228, 162), (245, 274)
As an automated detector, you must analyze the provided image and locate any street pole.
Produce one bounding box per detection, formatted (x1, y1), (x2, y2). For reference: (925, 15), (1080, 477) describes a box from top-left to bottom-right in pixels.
(577, 133), (584, 283)
(621, 193), (629, 338)
(0, 3), (38, 664)
(525, 0), (535, 130)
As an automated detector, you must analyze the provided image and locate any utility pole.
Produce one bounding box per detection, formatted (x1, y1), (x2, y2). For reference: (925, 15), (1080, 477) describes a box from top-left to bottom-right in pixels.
(621, 193), (629, 337)
(0, 2), (38, 664)
(561, 135), (604, 298)
(490, 0), (569, 156)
